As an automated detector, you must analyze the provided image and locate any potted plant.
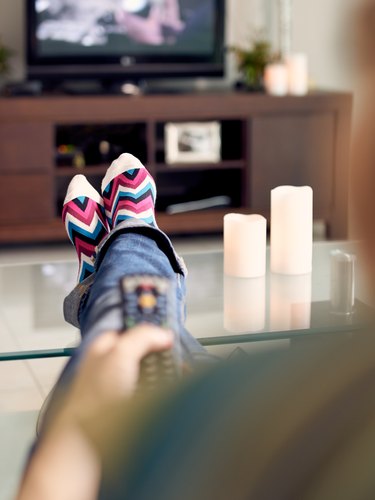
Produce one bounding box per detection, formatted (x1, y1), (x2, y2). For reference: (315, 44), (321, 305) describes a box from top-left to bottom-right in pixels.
(230, 39), (274, 91)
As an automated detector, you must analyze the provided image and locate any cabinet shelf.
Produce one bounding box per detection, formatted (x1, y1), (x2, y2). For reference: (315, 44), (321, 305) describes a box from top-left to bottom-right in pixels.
(156, 160), (245, 173)
(55, 165), (109, 177)
(55, 160), (246, 177)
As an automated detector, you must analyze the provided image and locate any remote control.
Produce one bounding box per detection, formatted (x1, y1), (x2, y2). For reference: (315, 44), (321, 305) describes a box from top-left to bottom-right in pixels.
(120, 275), (181, 391)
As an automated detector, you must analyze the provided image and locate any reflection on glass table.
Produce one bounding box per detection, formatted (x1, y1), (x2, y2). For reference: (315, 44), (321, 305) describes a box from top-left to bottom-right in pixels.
(0, 241), (372, 361)
(184, 240), (372, 345)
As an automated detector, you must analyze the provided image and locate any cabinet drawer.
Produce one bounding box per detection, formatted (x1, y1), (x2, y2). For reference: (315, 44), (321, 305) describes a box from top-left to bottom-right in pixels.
(0, 175), (53, 224)
(0, 123), (53, 173)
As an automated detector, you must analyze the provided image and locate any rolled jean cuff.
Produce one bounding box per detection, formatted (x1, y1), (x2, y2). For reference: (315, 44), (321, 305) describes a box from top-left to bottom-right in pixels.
(63, 219), (187, 328)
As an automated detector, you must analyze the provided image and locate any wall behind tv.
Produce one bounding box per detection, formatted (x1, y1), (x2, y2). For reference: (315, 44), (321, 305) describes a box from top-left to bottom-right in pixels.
(0, 0), (355, 91)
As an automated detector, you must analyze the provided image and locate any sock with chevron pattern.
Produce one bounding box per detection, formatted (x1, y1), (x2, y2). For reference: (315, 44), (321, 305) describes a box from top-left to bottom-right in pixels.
(62, 175), (109, 283)
(101, 153), (157, 230)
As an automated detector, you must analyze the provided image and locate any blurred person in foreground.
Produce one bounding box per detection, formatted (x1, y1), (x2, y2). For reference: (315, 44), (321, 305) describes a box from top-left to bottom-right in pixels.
(17, 1), (375, 498)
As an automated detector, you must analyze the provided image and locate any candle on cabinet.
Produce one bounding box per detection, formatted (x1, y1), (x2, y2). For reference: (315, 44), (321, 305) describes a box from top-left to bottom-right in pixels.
(224, 214), (267, 278)
(286, 53), (309, 95)
(271, 186), (313, 275)
(264, 63), (288, 96)
(224, 276), (266, 333)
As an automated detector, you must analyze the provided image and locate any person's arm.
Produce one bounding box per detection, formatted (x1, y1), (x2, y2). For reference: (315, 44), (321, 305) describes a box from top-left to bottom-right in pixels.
(17, 326), (173, 500)
(116, 6), (165, 45)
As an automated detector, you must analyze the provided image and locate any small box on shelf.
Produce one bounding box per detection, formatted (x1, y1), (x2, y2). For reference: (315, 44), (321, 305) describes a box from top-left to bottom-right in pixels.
(165, 121), (221, 165)
(155, 119), (246, 166)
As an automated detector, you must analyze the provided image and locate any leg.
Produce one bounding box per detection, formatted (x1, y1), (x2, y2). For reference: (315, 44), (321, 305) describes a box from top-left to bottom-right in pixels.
(54, 229), (206, 392)
(37, 156), (209, 434)
(63, 153), (206, 380)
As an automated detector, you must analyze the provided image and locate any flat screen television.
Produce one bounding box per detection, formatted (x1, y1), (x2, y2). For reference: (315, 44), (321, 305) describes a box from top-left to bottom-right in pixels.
(26, 0), (225, 84)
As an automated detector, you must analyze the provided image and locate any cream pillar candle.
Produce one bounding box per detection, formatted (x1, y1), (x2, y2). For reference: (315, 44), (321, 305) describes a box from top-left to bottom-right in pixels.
(224, 276), (266, 333)
(287, 53), (309, 95)
(224, 214), (267, 278)
(271, 186), (313, 275)
(270, 273), (312, 331)
(264, 63), (288, 96)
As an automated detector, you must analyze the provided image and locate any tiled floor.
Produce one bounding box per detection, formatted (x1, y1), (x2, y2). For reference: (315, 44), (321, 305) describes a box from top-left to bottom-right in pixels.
(0, 236), (222, 499)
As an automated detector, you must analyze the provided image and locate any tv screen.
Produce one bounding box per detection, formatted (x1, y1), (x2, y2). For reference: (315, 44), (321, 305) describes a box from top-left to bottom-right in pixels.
(27, 0), (225, 81)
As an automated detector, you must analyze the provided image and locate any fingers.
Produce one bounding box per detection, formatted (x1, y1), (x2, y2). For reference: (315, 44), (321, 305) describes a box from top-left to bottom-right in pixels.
(86, 326), (173, 366)
(67, 327), (174, 410)
(118, 324), (174, 362)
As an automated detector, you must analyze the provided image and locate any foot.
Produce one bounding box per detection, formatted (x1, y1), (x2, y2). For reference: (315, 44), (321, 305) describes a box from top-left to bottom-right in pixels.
(101, 153), (157, 229)
(62, 175), (109, 283)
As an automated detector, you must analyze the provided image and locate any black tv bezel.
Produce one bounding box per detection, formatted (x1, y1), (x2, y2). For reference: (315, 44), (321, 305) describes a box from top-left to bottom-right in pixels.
(26, 0), (226, 81)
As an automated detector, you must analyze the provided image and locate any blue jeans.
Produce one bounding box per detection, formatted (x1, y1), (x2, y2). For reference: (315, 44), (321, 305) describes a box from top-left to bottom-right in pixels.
(54, 223), (208, 397)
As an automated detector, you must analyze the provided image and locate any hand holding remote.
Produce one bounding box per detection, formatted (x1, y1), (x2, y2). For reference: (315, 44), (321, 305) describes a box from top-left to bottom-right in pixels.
(120, 275), (181, 391)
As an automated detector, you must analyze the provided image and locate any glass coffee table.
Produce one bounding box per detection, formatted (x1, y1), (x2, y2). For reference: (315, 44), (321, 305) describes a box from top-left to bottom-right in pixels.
(0, 241), (372, 362)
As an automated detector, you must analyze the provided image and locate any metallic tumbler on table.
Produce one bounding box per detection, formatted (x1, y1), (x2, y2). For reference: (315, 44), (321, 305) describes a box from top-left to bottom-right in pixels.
(330, 250), (356, 315)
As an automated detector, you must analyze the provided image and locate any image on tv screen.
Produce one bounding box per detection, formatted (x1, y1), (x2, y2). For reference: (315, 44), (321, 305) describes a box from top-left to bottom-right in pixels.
(35, 0), (216, 57)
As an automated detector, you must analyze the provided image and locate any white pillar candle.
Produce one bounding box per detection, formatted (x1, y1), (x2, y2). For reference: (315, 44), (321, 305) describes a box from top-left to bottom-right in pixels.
(264, 63), (288, 96)
(224, 214), (267, 278)
(224, 276), (266, 333)
(271, 186), (313, 275)
(270, 274), (312, 331)
(287, 53), (309, 95)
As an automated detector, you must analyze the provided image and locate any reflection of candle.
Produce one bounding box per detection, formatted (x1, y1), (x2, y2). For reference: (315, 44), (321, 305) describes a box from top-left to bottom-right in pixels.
(224, 214), (267, 278)
(224, 276), (266, 333)
(271, 186), (313, 275)
(270, 273), (312, 331)
(287, 53), (309, 96)
(264, 63), (288, 96)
